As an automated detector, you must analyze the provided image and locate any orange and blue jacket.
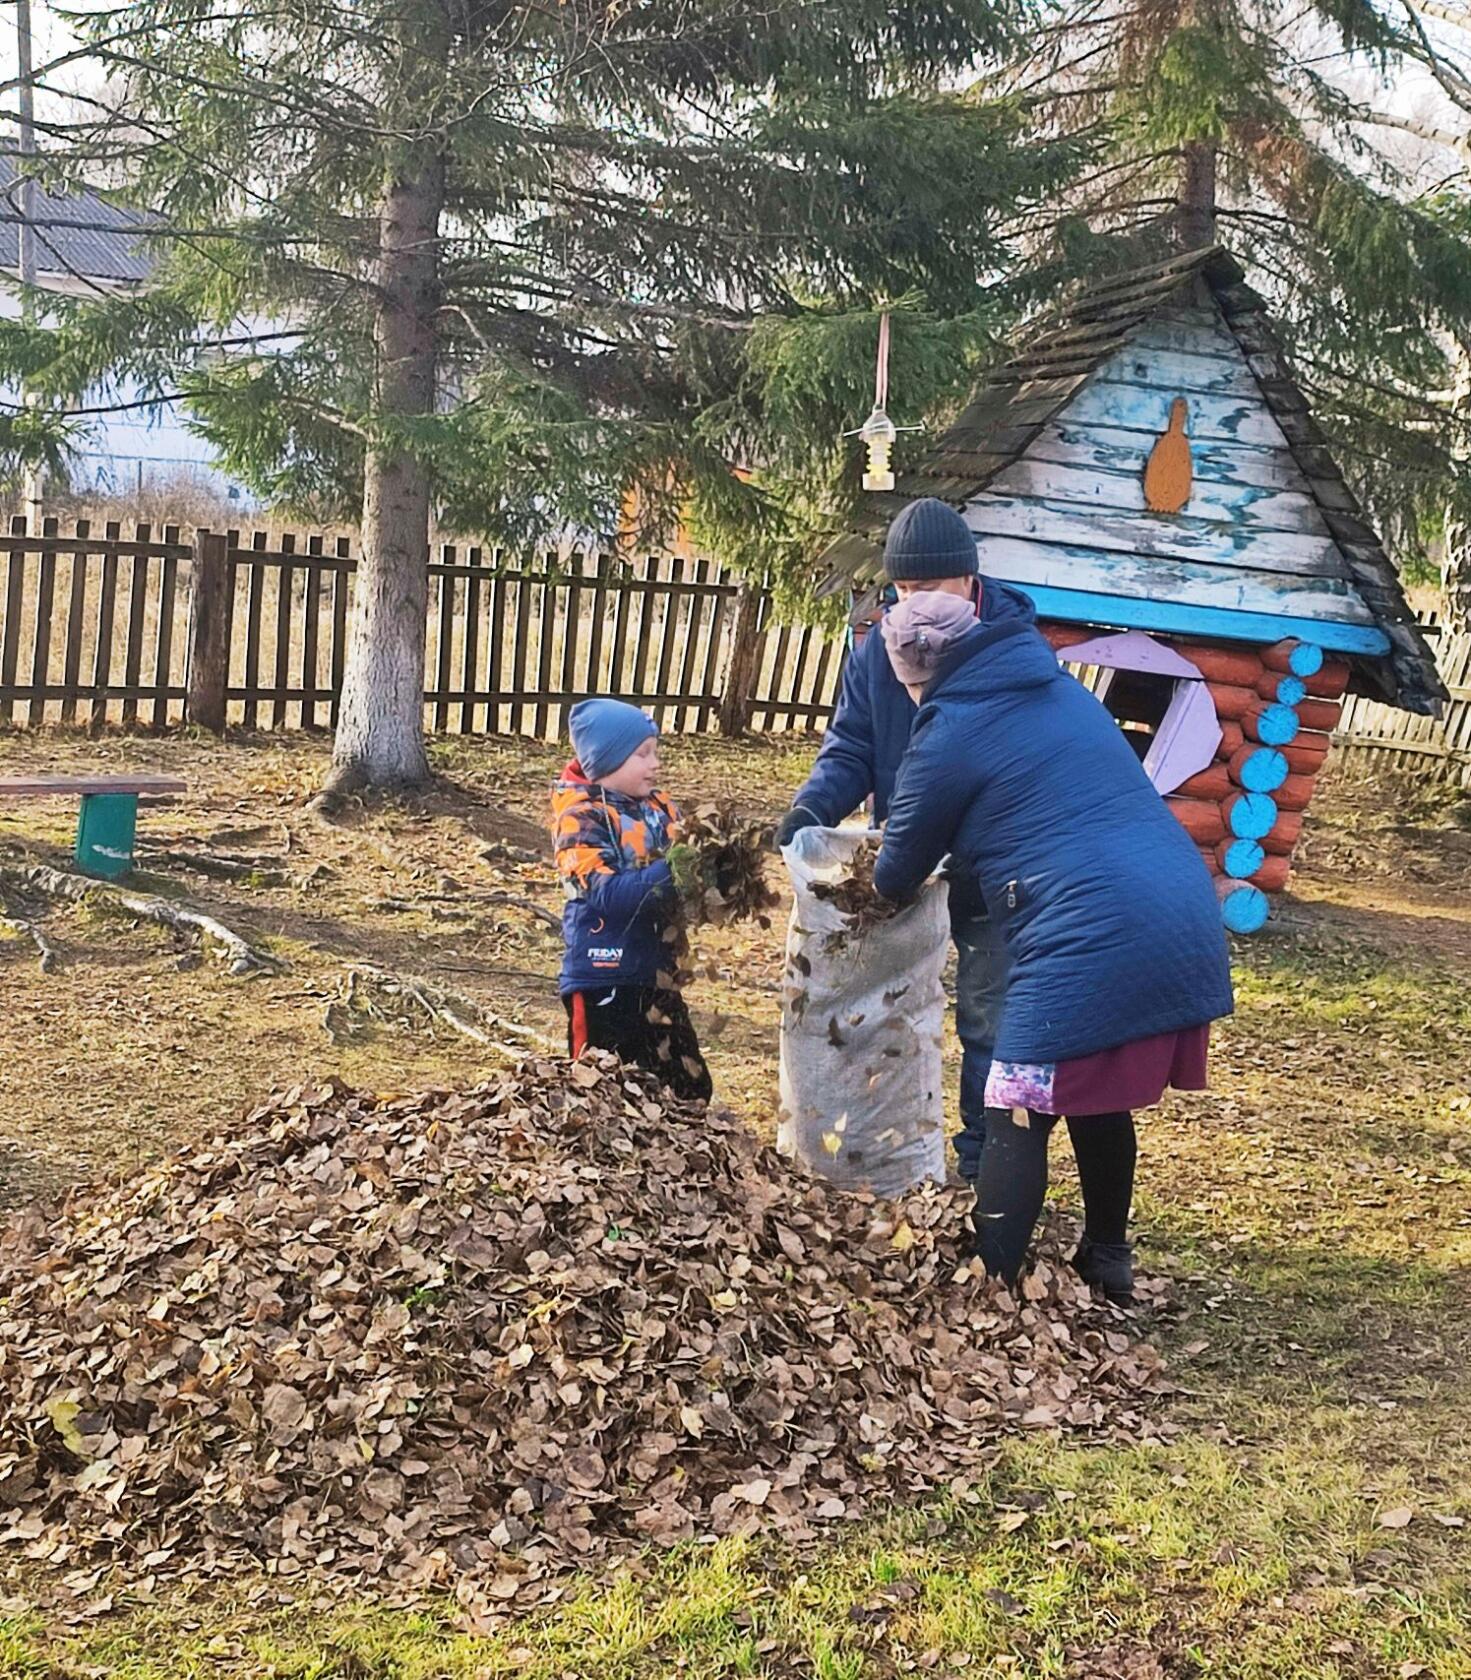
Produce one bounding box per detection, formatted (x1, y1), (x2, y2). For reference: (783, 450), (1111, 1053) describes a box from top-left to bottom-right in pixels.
(552, 761), (682, 994)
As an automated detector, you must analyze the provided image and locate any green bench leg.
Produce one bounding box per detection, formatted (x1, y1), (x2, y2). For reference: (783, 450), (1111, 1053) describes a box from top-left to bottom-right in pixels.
(75, 793), (139, 879)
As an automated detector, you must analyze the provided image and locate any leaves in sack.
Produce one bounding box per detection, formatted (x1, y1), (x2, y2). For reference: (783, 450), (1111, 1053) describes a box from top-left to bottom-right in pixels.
(810, 840), (900, 938)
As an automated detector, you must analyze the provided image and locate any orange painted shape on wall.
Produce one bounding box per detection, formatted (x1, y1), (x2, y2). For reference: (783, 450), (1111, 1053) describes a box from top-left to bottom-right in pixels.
(1143, 397), (1193, 514)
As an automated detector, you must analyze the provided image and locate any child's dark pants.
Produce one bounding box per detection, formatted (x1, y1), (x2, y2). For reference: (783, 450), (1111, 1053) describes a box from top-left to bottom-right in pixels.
(971, 1108), (1136, 1282)
(565, 986), (713, 1103)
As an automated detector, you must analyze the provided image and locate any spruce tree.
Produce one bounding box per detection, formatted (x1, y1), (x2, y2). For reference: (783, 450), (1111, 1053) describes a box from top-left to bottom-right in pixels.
(0, 0), (1070, 788)
(1001, 0), (1471, 600)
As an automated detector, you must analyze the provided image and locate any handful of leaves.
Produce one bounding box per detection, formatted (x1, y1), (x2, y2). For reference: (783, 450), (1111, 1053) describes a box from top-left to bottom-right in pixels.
(675, 802), (781, 928)
(809, 838), (900, 935)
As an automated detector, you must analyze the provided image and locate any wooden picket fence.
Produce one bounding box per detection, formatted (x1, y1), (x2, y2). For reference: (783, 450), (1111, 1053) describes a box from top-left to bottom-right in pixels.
(1332, 611), (1471, 786)
(11, 512), (1466, 774)
(0, 517), (845, 737)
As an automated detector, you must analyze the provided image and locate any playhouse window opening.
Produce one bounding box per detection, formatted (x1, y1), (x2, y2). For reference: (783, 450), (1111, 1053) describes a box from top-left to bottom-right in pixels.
(1097, 668), (1179, 761)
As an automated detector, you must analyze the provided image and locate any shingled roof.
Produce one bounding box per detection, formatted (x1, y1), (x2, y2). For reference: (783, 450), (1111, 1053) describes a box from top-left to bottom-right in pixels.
(0, 153), (154, 286)
(820, 246), (1445, 715)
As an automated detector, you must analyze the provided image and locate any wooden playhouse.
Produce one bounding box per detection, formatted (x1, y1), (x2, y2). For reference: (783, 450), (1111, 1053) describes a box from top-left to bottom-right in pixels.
(821, 247), (1447, 933)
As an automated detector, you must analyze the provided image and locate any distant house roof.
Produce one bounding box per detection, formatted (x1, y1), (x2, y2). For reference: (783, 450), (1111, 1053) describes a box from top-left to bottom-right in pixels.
(0, 152), (154, 285)
(820, 246), (1446, 715)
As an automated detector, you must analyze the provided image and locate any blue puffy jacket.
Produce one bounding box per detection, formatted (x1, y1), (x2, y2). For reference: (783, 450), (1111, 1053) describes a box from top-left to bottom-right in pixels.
(791, 576), (1037, 829)
(873, 619), (1234, 1064)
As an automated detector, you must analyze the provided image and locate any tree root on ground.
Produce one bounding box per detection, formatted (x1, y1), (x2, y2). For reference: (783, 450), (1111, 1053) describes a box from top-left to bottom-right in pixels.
(0, 863), (281, 977)
(361, 889), (561, 931)
(135, 846), (304, 888)
(471, 891), (562, 931)
(328, 961), (557, 1056)
(0, 906), (59, 973)
(138, 845), (330, 891)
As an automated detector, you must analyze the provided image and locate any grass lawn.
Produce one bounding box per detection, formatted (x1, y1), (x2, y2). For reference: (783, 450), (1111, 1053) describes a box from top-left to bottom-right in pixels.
(1, 729), (1469, 1678)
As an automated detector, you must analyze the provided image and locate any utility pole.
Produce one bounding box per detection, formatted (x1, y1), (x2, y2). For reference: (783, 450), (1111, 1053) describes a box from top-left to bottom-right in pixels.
(13, 0), (44, 525)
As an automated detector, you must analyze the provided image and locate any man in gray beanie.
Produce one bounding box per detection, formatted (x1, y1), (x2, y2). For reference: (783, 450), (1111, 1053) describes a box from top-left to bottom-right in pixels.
(774, 497), (1038, 1180)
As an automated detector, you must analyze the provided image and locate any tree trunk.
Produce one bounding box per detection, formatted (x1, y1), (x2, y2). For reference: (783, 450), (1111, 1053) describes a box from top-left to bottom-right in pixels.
(327, 149), (446, 794)
(1177, 140), (1217, 250)
(718, 583), (765, 736)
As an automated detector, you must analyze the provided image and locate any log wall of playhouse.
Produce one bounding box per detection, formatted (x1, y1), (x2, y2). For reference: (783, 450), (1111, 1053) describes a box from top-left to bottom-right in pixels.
(1041, 623), (1346, 934)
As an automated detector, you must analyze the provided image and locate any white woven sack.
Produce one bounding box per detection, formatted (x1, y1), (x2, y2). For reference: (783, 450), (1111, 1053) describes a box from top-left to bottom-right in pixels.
(777, 825), (950, 1195)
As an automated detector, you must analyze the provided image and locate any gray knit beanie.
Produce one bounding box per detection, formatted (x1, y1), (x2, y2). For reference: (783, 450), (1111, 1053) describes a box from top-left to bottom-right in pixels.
(882, 497), (979, 581)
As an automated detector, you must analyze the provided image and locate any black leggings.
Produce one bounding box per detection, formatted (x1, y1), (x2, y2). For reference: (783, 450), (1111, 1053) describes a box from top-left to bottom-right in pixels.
(972, 1109), (1137, 1283)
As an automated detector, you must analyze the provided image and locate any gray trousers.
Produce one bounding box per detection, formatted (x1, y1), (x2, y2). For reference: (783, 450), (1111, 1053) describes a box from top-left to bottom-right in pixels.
(951, 900), (1011, 1182)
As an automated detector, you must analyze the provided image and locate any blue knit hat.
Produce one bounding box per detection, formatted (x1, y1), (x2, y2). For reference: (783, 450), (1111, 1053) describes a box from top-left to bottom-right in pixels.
(883, 497), (979, 581)
(569, 699), (658, 780)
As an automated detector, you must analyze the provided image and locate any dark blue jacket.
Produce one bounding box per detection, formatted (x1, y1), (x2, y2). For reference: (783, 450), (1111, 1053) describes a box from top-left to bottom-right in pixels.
(791, 577), (1038, 829)
(873, 619), (1234, 1064)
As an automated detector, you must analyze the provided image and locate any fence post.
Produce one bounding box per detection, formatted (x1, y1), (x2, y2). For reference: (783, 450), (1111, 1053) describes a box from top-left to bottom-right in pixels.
(717, 581), (763, 737)
(185, 529), (231, 732)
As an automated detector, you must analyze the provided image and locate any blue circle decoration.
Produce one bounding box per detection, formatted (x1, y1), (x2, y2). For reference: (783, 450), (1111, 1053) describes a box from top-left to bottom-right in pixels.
(1221, 882), (1270, 933)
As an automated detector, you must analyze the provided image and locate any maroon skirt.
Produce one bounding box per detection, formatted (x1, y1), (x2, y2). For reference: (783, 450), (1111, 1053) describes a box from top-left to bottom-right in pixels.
(982, 1024), (1210, 1117)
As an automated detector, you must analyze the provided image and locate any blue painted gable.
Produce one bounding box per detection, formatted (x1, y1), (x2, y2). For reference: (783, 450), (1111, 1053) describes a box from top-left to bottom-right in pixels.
(818, 248), (1443, 714)
(961, 306), (1390, 655)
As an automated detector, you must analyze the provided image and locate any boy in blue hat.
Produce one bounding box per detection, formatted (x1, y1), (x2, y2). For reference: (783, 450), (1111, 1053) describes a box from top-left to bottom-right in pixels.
(551, 698), (712, 1102)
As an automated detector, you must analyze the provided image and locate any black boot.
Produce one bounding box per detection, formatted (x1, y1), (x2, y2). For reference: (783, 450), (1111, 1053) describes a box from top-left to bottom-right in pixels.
(1073, 1235), (1134, 1304)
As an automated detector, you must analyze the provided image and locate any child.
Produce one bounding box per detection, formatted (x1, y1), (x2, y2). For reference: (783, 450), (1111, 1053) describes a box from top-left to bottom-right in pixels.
(552, 698), (713, 1103)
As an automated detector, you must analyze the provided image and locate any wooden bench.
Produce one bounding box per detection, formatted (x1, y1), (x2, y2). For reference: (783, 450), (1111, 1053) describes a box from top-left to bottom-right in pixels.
(0, 775), (186, 879)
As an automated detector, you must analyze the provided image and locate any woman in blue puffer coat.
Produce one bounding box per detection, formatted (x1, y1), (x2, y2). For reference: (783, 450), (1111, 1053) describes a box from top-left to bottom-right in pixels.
(873, 590), (1234, 1300)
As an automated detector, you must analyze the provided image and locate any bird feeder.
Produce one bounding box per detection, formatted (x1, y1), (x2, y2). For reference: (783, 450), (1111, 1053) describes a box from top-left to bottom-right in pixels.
(846, 311), (917, 493)
(858, 406), (897, 491)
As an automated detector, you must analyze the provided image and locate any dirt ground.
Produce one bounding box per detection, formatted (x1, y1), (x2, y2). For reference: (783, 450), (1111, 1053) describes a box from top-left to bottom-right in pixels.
(0, 729), (818, 1206)
(2, 725), (1471, 1678)
(1, 728), (1467, 1210)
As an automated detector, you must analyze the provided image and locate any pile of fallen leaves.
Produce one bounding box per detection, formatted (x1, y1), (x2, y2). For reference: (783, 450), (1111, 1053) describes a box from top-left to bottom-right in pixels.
(809, 838), (899, 935)
(0, 1059), (1170, 1596)
(679, 802), (780, 927)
